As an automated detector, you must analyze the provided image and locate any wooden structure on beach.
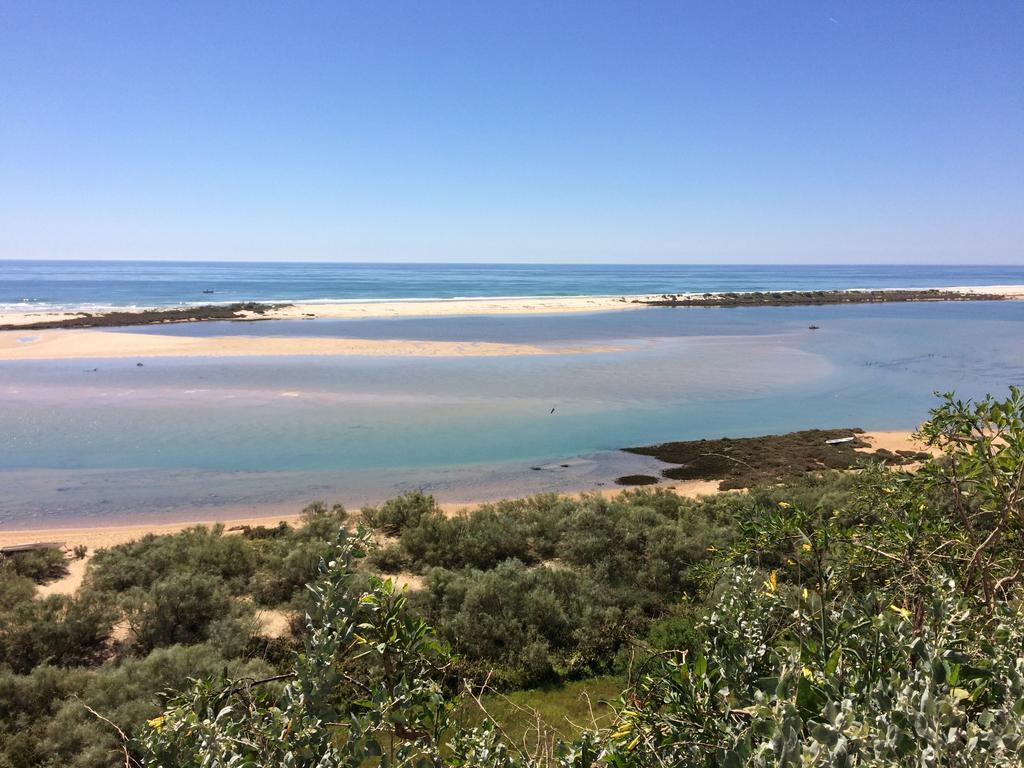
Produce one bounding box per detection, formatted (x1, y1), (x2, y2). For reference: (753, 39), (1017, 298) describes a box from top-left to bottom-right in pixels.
(0, 542), (65, 555)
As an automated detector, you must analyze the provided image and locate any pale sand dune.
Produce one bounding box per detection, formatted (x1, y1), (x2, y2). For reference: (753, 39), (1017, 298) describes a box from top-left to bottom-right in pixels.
(0, 329), (614, 360)
(854, 429), (936, 455)
(35, 556), (90, 598)
(263, 294), (648, 320)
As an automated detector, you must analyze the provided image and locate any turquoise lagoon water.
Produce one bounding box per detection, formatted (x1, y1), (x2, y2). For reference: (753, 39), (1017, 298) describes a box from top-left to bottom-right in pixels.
(1, 301), (1023, 526)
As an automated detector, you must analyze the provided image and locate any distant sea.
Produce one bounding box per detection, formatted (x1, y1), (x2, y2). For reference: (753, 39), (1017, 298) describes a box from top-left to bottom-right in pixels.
(2, 261), (1024, 312)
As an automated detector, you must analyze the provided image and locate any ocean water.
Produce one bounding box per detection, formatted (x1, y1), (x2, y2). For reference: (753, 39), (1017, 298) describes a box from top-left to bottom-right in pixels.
(2, 261), (1024, 311)
(2, 300), (1023, 527)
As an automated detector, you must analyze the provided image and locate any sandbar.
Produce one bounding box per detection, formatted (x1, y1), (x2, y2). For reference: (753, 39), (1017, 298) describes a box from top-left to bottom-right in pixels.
(0, 329), (613, 360)
(2, 284), (1021, 329)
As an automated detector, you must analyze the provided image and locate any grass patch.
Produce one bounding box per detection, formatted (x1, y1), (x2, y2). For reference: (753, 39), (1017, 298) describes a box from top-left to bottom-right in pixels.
(459, 676), (622, 753)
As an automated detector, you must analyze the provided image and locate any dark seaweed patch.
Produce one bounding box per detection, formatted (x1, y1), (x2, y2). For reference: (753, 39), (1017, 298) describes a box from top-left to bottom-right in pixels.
(625, 428), (921, 490)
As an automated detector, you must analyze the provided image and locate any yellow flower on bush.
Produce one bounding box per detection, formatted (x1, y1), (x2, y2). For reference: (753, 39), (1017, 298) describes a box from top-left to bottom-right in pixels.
(147, 715), (165, 731)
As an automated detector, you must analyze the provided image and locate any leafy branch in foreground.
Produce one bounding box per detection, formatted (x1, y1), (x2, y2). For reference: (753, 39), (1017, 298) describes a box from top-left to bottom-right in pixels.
(916, 386), (1024, 608)
(138, 528), (458, 767)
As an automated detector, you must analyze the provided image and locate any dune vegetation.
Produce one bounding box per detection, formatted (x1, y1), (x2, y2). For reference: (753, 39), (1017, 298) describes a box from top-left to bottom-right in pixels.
(0, 388), (1021, 767)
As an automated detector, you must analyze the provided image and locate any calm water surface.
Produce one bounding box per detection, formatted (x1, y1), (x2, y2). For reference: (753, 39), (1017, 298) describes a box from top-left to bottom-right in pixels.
(1, 301), (1022, 526)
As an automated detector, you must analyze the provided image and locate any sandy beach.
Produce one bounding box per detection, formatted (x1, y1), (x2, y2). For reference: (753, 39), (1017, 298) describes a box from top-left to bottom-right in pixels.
(0, 294), (653, 328)
(0, 328), (614, 360)
(2, 285), (1023, 330)
(263, 294), (651, 320)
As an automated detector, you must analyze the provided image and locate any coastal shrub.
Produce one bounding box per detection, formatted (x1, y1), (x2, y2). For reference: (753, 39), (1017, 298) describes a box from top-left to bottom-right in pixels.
(0, 592), (116, 673)
(368, 541), (408, 573)
(244, 503), (348, 606)
(361, 490), (436, 535)
(394, 510), (463, 568)
(0, 562), (36, 611)
(139, 532), (458, 767)
(408, 506), (537, 570)
(296, 500), (348, 538)
(415, 560), (627, 687)
(644, 607), (703, 653)
(249, 537), (338, 606)
(0, 643), (273, 768)
(86, 525), (255, 596)
(121, 571), (252, 652)
(136, 540), (1024, 767)
(386, 488), (737, 583)
(1, 547), (69, 584)
(365, 488), (745, 683)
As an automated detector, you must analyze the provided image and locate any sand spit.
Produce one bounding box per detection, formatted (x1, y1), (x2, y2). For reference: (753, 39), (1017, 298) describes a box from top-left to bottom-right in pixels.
(2, 285), (1021, 330)
(0, 329), (614, 360)
(0, 295), (648, 329)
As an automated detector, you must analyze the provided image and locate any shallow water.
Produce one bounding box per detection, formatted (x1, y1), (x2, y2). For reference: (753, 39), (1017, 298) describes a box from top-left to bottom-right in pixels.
(1, 301), (1022, 526)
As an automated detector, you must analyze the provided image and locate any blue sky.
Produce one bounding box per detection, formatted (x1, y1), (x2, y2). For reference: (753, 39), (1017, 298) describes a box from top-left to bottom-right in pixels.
(1, 1), (1021, 264)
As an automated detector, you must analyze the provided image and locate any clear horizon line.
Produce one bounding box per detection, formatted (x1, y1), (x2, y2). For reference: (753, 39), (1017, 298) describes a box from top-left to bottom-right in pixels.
(2, 258), (1023, 268)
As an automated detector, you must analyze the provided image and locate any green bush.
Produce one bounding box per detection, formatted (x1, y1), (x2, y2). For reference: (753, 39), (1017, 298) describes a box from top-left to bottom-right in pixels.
(86, 525), (255, 596)
(0, 591), (116, 673)
(1, 548), (69, 584)
(0, 643), (273, 768)
(121, 571), (251, 653)
(361, 491), (436, 536)
(0, 563), (36, 611)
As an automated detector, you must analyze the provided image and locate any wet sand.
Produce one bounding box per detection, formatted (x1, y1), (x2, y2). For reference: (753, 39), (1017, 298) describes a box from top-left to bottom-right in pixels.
(0, 329), (614, 360)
